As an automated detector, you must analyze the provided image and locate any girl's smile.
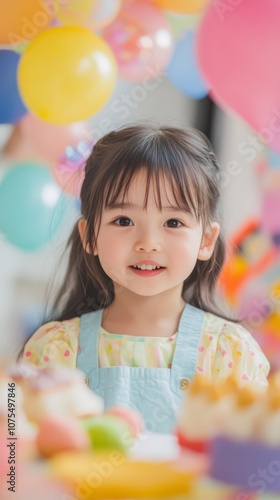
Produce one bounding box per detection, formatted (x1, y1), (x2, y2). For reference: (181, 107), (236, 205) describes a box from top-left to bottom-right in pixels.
(130, 259), (166, 276)
(129, 266), (166, 277)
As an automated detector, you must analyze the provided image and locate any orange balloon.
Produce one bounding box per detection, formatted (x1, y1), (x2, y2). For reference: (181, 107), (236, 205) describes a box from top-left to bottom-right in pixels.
(155, 0), (209, 14)
(0, 0), (55, 46)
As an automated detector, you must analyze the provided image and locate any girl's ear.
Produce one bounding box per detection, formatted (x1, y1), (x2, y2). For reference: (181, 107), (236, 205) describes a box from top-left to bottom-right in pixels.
(197, 222), (220, 261)
(78, 218), (98, 256)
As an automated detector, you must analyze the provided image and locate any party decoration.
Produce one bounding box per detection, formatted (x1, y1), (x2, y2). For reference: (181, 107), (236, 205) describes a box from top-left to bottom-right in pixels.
(0, 0), (55, 45)
(197, 0), (280, 153)
(52, 139), (94, 198)
(219, 220), (280, 371)
(56, 0), (121, 30)
(0, 50), (27, 124)
(103, 0), (173, 82)
(0, 162), (69, 251)
(5, 115), (91, 163)
(18, 26), (118, 124)
(219, 161), (280, 371)
(167, 29), (208, 99)
(155, 0), (209, 14)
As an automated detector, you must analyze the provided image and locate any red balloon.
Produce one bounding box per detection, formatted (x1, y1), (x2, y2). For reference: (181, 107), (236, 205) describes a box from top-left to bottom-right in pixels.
(197, 0), (280, 152)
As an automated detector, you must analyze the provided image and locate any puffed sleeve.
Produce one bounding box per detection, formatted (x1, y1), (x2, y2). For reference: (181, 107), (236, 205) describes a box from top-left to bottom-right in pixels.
(22, 318), (80, 369)
(212, 322), (270, 387)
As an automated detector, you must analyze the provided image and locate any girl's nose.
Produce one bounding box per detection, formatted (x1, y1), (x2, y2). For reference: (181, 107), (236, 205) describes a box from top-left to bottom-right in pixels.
(134, 230), (162, 252)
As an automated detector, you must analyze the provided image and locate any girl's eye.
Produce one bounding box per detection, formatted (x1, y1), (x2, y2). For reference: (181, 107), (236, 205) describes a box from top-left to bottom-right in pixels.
(164, 219), (183, 228)
(112, 217), (183, 228)
(113, 217), (133, 226)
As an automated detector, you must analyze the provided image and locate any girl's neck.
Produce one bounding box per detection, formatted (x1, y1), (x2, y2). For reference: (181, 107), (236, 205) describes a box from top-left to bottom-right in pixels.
(102, 286), (186, 337)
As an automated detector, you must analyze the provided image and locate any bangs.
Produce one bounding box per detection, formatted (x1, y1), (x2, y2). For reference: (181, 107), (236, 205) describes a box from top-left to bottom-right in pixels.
(102, 133), (210, 225)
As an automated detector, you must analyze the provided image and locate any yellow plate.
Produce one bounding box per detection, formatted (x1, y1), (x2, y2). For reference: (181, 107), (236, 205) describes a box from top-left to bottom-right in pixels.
(49, 451), (195, 498)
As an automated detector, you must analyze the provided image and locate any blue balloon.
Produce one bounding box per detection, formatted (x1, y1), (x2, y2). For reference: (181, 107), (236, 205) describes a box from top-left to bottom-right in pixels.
(0, 50), (27, 124)
(167, 29), (209, 99)
(0, 162), (69, 251)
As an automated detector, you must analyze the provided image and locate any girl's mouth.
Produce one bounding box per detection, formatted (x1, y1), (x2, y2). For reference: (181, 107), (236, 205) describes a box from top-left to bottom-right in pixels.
(129, 266), (165, 277)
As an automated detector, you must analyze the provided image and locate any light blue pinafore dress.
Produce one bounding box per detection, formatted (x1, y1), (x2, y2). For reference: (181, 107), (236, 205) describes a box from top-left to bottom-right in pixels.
(77, 303), (205, 433)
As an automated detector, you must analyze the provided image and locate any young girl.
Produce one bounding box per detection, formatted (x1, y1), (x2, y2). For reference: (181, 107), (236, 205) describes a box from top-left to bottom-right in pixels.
(20, 124), (269, 433)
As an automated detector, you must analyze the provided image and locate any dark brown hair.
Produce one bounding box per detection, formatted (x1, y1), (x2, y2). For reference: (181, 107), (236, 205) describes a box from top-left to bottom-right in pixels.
(18, 124), (231, 359)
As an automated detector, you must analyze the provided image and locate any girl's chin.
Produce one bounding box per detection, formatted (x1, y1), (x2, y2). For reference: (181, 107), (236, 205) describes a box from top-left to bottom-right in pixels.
(110, 285), (165, 298)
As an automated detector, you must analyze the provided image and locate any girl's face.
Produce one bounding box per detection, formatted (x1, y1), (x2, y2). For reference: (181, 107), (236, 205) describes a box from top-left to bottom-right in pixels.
(83, 169), (220, 298)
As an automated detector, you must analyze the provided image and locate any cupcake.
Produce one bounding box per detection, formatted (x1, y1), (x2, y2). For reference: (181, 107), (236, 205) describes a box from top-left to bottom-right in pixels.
(221, 386), (264, 441)
(19, 367), (104, 423)
(176, 375), (233, 452)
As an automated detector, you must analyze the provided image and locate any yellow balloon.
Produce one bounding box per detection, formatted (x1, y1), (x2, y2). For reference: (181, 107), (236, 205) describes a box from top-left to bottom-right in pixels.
(18, 26), (118, 124)
(155, 0), (209, 14)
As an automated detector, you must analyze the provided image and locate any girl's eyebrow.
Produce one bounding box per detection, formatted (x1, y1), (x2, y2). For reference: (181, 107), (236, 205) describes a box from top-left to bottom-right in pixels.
(105, 202), (186, 212)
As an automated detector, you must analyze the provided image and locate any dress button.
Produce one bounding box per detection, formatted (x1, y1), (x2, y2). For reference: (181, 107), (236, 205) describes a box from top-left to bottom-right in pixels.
(83, 376), (89, 385)
(179, 378), (190, 391)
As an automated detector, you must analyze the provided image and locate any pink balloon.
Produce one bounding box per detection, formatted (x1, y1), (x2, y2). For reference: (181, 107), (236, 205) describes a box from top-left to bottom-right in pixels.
(103, 0), (173, 82)
(197, 0), (280, 152)
(18, 115), (91, 162)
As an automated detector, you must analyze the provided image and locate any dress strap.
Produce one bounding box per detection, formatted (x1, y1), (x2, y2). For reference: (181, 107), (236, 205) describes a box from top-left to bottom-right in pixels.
(77, 309), (103, 389)
(170, 303), (205, 395)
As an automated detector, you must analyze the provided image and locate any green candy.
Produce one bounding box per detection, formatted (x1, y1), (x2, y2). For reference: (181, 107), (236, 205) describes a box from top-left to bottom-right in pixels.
(81, 415), (133, 454)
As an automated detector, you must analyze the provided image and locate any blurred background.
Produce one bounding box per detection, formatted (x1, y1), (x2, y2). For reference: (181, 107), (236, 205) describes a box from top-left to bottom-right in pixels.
(0, 0), (279, 370)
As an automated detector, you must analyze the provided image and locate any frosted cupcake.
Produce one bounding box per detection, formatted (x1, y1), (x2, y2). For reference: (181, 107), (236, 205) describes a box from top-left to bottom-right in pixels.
(18, 367), (104, 423)
(176, 375), (235, 452)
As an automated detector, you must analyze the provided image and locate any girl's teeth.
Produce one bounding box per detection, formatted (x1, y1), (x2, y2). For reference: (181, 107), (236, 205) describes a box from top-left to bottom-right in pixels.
(132, 265), (161, 270)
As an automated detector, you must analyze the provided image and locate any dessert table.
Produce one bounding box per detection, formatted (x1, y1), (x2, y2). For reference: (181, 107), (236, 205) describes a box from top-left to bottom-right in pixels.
(49, 433), (270, 499)
(1, 430), (279, 499)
